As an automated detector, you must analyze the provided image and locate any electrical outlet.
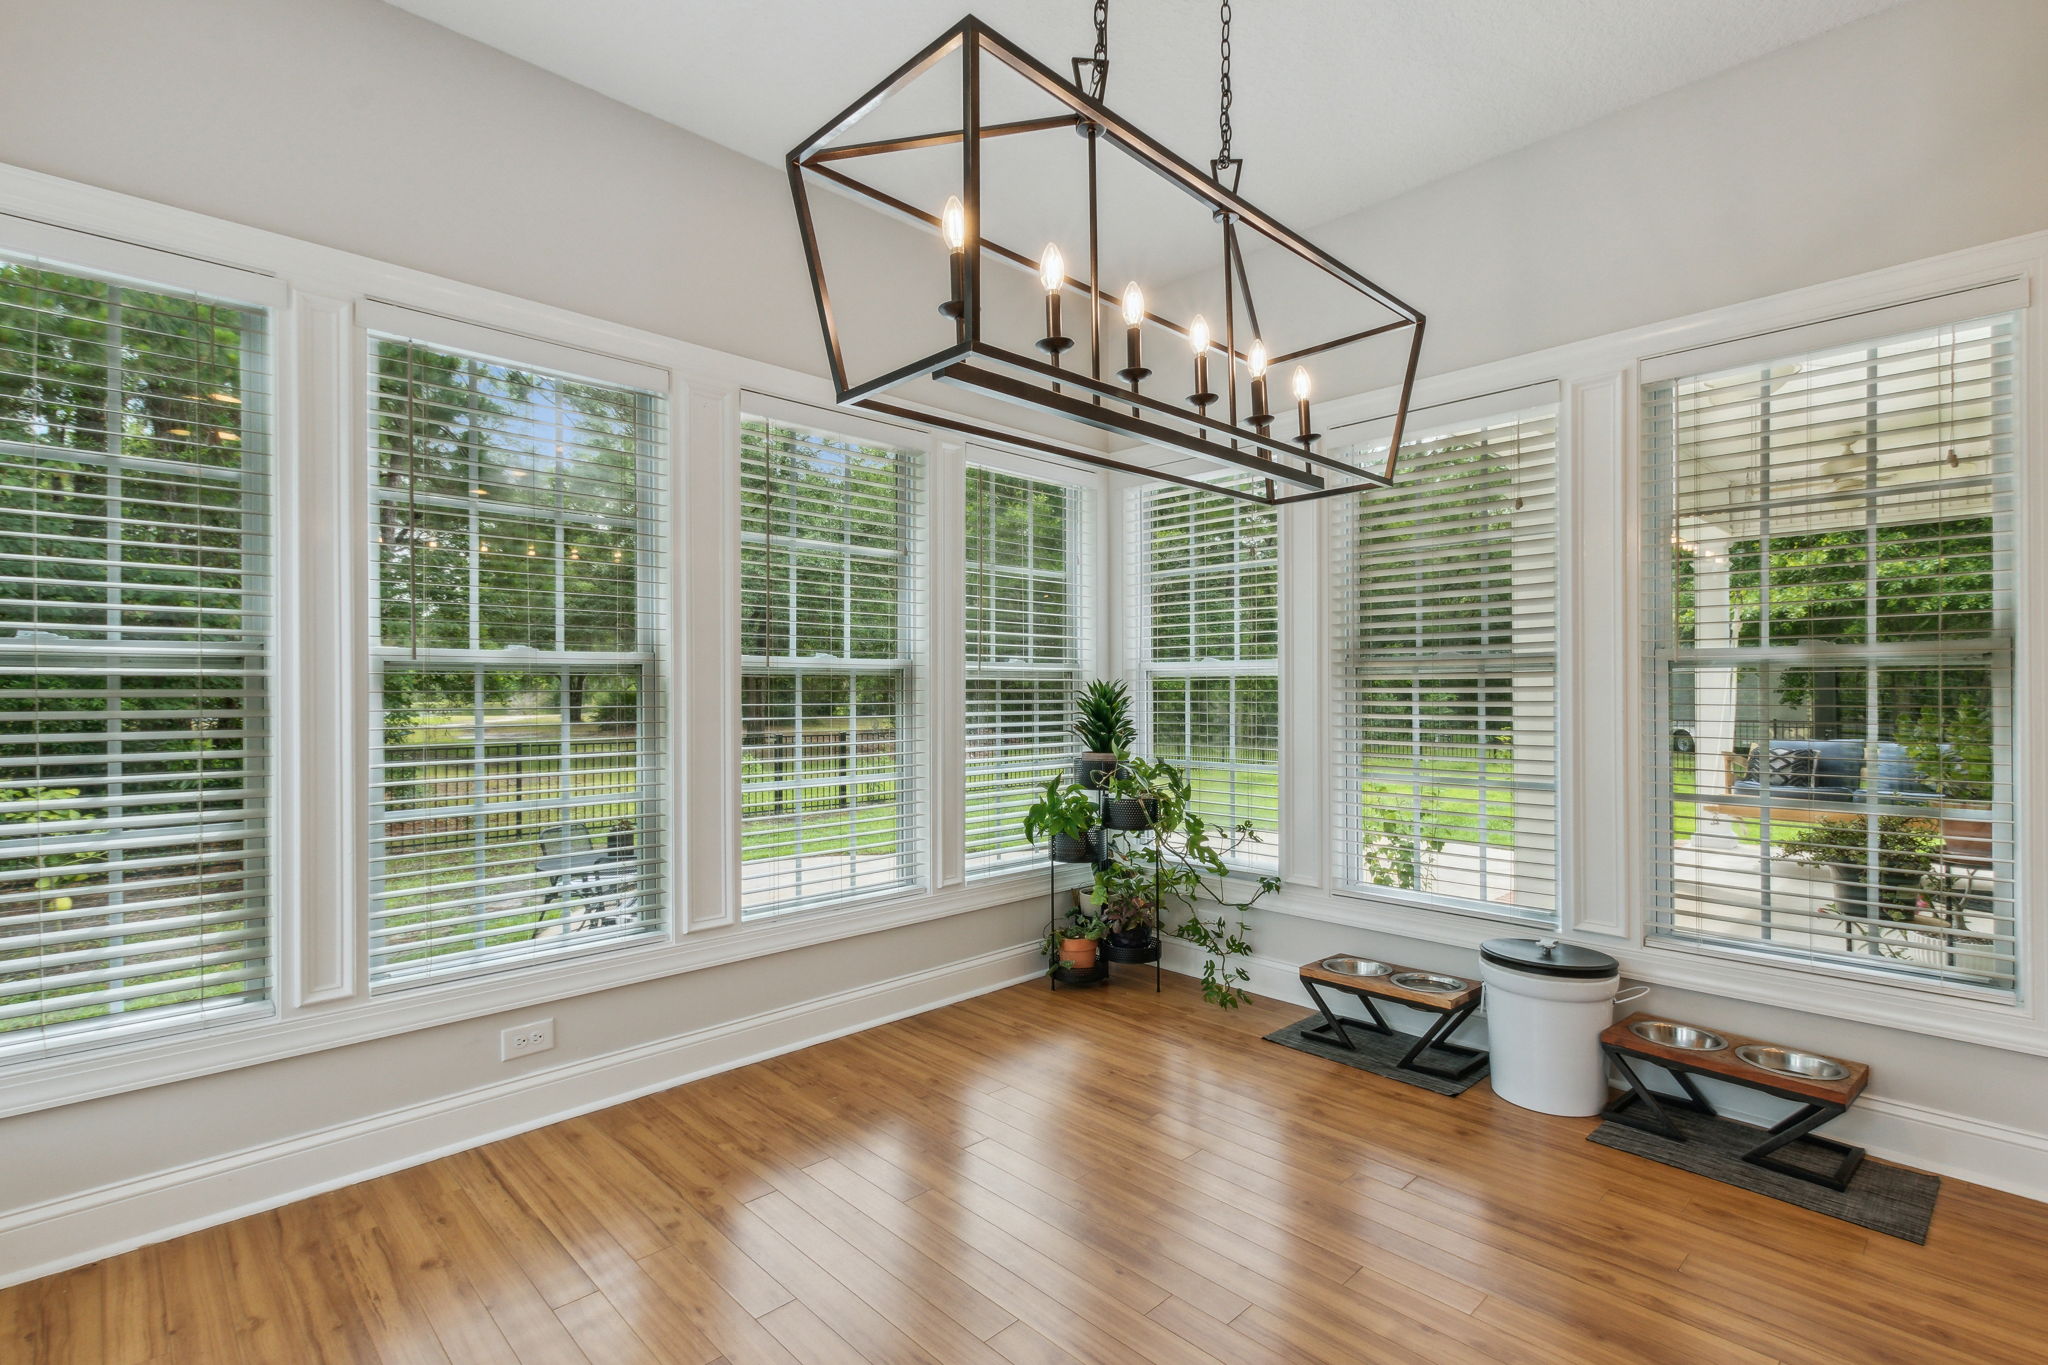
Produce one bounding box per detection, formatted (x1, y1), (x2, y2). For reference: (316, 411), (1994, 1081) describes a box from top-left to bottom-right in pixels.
(499, 1018), (554, 1061)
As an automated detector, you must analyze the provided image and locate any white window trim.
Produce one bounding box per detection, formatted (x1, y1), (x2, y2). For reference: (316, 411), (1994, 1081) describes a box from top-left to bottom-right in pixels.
(1124, 472), (1284, 870)
(733, 393), (932, 918)
(0, 163), (1066, 1119)
(959, 451), (1099, 879)
(359, 310), (672, 988)
(1324, 390), (1562, 926)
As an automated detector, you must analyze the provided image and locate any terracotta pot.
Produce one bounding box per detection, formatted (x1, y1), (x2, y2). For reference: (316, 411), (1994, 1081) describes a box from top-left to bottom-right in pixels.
(1061, 937), (1099, 970)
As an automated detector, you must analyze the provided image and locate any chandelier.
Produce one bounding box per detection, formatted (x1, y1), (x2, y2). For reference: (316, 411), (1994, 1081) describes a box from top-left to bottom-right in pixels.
(786, 5), (1425, 505)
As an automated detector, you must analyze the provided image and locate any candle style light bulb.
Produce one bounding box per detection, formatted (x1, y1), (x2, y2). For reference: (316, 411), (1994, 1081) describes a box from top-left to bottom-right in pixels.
(1117, 283), (1150, 392)
(1292, 366), (1316, 446)
(1247, 340), (1273, 432)
(1187, 315), (1215, 411)
(938, 196), (968, 322)
(1038, 244), (1065, 294)
(1036, 244), (1073, 364)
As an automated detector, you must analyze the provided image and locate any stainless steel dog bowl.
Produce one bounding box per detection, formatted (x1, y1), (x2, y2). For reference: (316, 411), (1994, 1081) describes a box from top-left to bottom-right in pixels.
(1390, 971), (1468, 994)
(1628, 1020), (1728, 1051)
(1735, 1044), (1850, 1082)
(1320, 956), (1393, 977)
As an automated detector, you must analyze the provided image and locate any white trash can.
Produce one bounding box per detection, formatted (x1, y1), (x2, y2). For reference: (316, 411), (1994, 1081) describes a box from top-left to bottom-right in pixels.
(1480, 937), (1642, 1116)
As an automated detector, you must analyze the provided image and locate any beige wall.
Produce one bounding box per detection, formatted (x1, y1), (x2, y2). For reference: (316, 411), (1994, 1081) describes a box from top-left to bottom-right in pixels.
(1229, 0), (2048, 380)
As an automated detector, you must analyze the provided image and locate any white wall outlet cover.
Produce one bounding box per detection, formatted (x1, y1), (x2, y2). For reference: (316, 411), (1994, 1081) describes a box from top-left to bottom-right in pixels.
(499, 1019), (555, 1061)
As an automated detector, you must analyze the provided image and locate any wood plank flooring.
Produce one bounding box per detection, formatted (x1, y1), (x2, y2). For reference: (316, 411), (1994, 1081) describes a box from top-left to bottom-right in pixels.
(8, 972), (2047, 1363)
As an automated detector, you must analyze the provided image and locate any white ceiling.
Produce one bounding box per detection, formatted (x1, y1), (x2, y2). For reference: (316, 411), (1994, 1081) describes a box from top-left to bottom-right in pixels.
(387, 0), (1909, 243)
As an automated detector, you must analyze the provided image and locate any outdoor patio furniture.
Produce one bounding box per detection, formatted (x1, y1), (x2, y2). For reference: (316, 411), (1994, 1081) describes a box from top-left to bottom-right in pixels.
(1728, 739), (1933, 804)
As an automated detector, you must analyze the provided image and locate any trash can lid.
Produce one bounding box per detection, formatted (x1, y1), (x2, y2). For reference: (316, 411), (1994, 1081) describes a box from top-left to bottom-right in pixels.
(1481, 937), (1619, 979)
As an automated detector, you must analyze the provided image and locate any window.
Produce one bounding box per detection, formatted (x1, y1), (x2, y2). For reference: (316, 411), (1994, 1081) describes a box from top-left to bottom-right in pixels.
(964, 464), (1088, 875)
(1332, 403), (1559, 919)
(1646, 312), (2019, 993)
(740, 410), (923, 914)
(0, 254), (271, 1054)
(1133, 477), (1278, 865)
(369, 336), (665, 987)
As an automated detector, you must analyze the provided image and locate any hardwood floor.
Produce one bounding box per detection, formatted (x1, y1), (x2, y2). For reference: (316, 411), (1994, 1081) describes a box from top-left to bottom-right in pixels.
(9, 972), (2047, 1363)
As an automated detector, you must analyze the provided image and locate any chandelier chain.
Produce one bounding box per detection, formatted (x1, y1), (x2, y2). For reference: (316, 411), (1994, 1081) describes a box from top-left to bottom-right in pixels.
(1217, 1), (1234, 167)
(1091, 0), (1109, 98)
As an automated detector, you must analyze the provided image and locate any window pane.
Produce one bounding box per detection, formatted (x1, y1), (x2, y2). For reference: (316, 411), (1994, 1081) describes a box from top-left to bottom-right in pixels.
(964, 466), (1086, 875)
(1136, 480), (1278, 862)
(1648, 315), (2018, 993)
(369, 338), (664, 988)
(0, 256), (271, 1055)
(740, 416), (922, 914)
(1332, 407), (1559, 920)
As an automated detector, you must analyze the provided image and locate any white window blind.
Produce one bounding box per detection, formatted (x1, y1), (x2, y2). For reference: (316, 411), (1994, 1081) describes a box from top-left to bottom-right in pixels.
(964, 463), (1087, 875)
(1646, 311), (2019, 994)
(0, 254), (272, 1056)
(369, 335), (665, 988)
(740, 411), (924, 914)
(1133, 477), (1277, 865)
(1332, 404), (1559, 919)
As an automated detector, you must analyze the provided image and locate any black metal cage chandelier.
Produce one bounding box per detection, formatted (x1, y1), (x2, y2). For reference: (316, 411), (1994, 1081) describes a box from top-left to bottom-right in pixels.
(787, 6), (1425, 505)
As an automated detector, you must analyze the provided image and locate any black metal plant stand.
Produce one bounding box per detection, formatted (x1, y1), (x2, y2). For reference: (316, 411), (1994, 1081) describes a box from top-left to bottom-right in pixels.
(1048, 778), (1161, 992)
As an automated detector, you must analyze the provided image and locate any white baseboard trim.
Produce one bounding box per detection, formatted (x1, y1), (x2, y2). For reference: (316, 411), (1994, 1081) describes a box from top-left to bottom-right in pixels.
(1162, 940), (2048, 1207)
(0, 942), (1041, 1290)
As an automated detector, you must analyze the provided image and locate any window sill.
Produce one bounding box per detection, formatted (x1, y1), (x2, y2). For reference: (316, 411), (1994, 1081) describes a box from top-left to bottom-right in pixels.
(0, 871), (1047, 1120)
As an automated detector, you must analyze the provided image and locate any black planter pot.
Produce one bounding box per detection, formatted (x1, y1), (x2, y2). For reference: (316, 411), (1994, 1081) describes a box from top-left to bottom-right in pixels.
(1103, 930), (1160, 964)
(1074, 753), (1119, 789)
(1050, 830), (1097, 864)
(1102, 796), (1158, 830)
(1049, 958), (1109, 985)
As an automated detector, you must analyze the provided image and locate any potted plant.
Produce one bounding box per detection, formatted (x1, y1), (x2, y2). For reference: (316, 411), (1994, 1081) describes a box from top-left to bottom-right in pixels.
(1071, 678), (1135, 789)
(1775, 814), (1939, 927)
(1043, 907), (1107, 973)
(1775, 814), (1998, 974)
(1022, 776), (1099, 863)
(1087, 860), (1159, 958)
(1100, 752), (1187, 831)
(1898, 698), (1995, 864)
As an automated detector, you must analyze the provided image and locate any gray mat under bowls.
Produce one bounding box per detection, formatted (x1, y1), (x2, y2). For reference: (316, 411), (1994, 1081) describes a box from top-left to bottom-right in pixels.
(1590, 1105), (1939, 1242)
(1263, 1014), (1487, 1096)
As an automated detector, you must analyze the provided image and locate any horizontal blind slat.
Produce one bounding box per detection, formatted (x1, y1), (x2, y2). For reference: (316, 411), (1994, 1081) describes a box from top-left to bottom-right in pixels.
(1646, 313), (2020, 994)
(1, 250), (273, 1059)
(1333, 407), (1559, 919)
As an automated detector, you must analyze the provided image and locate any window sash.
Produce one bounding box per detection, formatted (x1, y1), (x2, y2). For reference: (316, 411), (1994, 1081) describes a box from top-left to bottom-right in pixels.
(366, 337), (665, 988)
(1331, 407), (1560, 921)
(964, 465), (1087, 876)
(740, 415), (925, 915)
(0, 254), (273, 1057)
(1134, 478), (1278, 865)
(1645, 313), (2020, 995)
